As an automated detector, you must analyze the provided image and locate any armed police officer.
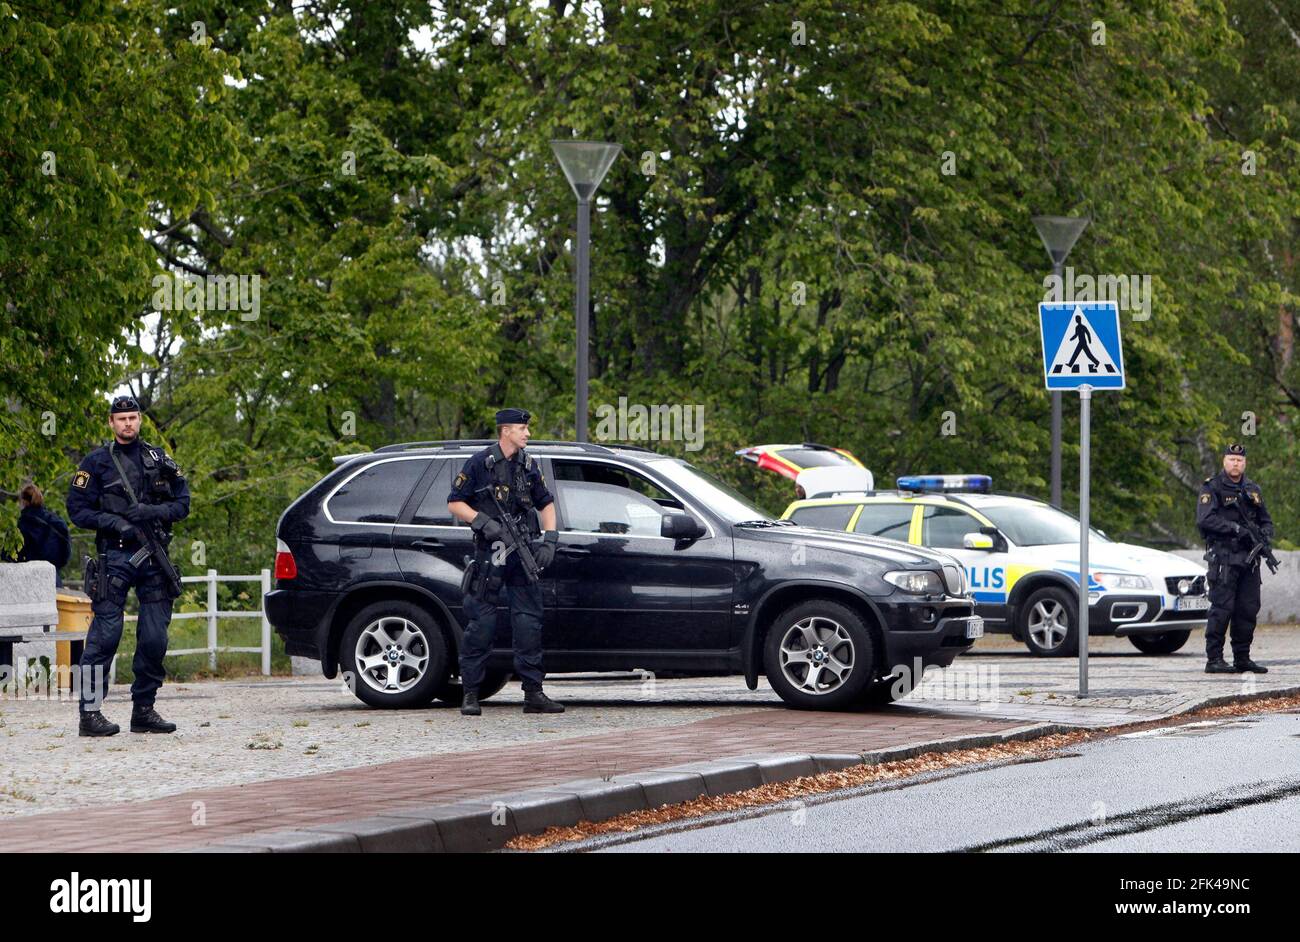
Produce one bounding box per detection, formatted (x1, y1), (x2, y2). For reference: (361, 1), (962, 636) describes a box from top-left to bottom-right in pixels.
(66, 396), (190, 736)
(447, 408), (563, 716)
(1197, 443), (1274, 674)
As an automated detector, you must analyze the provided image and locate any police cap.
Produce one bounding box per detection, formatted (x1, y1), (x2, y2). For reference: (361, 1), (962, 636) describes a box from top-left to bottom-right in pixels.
(495, 408), (531, 425)
(110, 395), (141, 414)
(1224, 443), (1247, 457)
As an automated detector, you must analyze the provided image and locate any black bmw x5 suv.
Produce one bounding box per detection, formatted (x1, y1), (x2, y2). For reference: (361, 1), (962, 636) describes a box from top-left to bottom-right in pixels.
(266, 440), (982, 710)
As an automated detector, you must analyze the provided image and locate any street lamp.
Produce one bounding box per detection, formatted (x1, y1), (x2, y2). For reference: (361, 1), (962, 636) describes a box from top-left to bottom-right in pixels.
(1031, 214), (1090, 508)
(551, 140), (622, 442)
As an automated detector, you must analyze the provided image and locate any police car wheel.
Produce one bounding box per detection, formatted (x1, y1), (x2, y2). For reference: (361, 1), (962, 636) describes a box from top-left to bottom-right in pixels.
(1128, 630), (1191, 655)
(339, 602), (449, 708)
(1020, 587), (1079, 657)
(763, 600), (875, 710)
(435, 670), (511, 706)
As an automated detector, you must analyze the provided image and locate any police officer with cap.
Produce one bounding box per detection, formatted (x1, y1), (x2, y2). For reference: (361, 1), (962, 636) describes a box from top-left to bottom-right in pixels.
(1196, 443), (1272, 674)
(447, 408), (563, 715)
(66, 395), (190, 736)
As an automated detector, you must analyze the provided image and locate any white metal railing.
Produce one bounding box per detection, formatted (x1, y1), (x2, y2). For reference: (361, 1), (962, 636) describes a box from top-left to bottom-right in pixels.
(125, 568), (272, 675)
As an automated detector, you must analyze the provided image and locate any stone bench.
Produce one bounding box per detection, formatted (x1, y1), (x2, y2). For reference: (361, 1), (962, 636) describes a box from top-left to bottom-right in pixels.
(0, 561), (82, 681)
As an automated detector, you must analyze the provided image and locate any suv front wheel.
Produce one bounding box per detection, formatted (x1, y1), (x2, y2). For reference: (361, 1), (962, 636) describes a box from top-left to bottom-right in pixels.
(1019, 586), (1079, 657)
(764, 600), (876, 710)
(339, 601), (449, 708)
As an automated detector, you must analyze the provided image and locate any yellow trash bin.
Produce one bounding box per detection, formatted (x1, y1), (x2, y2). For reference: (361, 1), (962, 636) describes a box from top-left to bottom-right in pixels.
(55, 591), (93, 694)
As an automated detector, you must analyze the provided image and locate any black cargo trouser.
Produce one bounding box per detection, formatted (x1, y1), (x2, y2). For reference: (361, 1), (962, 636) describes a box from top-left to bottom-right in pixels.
(459, 580), (544, 694)
(1204, 561), (1261, 662)
(79, 549), (173, 713)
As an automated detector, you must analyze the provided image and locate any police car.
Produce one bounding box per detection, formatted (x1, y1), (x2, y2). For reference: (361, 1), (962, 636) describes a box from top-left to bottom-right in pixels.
(782, 474), (1210, 657)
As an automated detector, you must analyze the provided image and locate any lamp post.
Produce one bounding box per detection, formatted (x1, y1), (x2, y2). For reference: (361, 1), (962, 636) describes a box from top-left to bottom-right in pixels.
(551, 140), (622, 442)
(1031, 214), (1090, 508)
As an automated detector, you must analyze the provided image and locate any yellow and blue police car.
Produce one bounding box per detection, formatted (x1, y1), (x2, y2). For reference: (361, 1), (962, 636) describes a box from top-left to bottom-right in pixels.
(782, 474), (1210, 657)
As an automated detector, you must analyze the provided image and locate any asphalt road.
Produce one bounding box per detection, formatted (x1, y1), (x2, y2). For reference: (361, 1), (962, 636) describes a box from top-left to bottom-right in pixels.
(575, 710), (1300, 853)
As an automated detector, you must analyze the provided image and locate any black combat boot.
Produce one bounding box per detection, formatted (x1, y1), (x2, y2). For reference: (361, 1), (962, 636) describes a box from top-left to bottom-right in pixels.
(461, 689), (482, 716)
(130, 704), (177, 733)
(1234, 658), (1269, 674)
(78, 711), (120, 737)
(523, 689), (565, 714)
(1205, 657), (1235, 674)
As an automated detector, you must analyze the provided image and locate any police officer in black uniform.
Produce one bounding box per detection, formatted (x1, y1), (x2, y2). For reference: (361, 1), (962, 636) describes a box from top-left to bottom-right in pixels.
(447, 408), (563, 716)
(1197, 443), (1272, 674)
(66, 396), (190, 736)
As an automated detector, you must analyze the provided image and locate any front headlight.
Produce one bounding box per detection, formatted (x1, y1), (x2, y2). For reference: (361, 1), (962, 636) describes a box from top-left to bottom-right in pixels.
(884, 570), (945, 594)
(1093, 572), (1152, 591)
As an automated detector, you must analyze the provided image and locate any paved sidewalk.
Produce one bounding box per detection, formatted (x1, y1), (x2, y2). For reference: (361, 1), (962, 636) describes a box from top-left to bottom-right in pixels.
(0, 625), (1293, 852)
(0, 706), (1028, 852)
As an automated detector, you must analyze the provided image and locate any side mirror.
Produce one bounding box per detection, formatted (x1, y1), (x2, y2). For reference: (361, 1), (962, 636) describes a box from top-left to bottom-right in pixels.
(963, 532), (994, 550)
(662, 513), (705, 540)
(979, 525), (1008, 553)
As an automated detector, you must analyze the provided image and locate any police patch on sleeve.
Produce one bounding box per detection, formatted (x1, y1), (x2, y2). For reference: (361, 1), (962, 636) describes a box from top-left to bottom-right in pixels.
(1200, 493), (1210, 504)
(455, 472), (467, 489)
(72, 470), (90, 489)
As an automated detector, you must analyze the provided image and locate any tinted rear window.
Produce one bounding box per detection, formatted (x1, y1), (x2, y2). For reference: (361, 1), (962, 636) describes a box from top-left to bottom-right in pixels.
(773, 448), (855, 469)
(409, 460), (457, 526)
(328, 458), (429, 523)
(789, 504), (856, 530)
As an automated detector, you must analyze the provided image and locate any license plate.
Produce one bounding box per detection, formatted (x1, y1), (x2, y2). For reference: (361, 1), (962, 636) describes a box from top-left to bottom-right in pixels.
(966, 616), (984, 639)
(1176, 596), (1209, 611)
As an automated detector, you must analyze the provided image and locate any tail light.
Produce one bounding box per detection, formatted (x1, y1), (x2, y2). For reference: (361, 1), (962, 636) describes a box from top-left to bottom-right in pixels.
(274, 538), (297, 580)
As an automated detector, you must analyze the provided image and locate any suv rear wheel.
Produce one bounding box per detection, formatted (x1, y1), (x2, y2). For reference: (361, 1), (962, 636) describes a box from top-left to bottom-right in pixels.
(1129, 630), (1191, 655)
(436, 671), (511, 706)
(763, 600), (875, 710)
(339, 601), (449, 708)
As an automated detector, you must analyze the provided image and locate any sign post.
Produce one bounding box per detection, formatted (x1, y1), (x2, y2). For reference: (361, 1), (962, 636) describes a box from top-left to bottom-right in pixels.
(1039, 301), (1125, 697)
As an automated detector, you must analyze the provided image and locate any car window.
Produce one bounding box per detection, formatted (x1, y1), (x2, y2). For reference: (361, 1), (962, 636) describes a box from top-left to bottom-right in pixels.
(409, 460), (459, 526)
(852, 503), (913, 541)
(920, 505), (978, 549)
(557, 481), (667, 536)
(328, 458), (430, 524)
(552, 459), (682, 508)
(978, 501), (1108, 546)
(788, 504), (856, 531)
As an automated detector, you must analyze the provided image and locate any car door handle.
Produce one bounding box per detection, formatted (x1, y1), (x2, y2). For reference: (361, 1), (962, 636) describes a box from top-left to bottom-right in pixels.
(411, 538), (443, 550)
(559, 546), (590, 556)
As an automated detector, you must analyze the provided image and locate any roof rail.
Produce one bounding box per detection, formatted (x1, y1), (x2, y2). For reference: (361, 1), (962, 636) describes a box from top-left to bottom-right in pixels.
(373, 440), (493, 453)
(370, 439), (658, 456)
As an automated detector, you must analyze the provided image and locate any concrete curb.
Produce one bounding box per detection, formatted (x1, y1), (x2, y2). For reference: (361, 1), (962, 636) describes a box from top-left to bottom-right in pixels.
(189, 686), (1300, 853)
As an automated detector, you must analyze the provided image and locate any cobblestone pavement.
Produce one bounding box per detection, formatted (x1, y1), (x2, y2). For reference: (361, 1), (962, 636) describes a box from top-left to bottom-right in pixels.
(0, 625), (1294, 829)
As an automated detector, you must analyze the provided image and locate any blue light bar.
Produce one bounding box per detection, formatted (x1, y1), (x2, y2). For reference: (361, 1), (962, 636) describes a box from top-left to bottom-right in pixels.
(896, 474), (992, 494)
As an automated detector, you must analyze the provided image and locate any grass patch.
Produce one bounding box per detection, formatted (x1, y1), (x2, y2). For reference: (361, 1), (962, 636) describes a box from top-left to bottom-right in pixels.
(110, 606), (291, 684)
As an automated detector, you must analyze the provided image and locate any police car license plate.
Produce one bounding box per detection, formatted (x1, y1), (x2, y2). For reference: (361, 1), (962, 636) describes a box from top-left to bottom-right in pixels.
(1176, 597), (1209, 611)
(966, 616), (984, 639)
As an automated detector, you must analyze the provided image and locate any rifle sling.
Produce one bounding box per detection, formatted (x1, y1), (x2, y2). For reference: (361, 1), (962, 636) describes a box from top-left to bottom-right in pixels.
(108, 443), (142, 507)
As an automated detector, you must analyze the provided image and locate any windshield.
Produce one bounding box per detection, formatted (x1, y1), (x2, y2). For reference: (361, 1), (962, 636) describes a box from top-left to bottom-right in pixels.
(979, 501), (1110, 547)
(650, 459), (776, 524)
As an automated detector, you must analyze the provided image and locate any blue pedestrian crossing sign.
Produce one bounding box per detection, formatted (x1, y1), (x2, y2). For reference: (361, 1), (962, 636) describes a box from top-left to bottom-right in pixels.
(1039, 301), (1125, 390)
